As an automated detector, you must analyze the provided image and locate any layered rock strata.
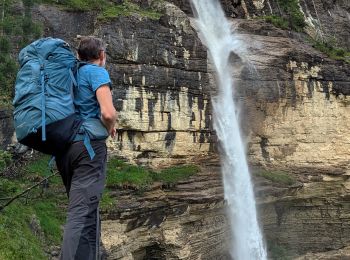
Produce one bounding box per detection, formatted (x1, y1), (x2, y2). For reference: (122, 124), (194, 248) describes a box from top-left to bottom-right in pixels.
(15, 1), (350, 172)
(100, 162), (350, 259)
(35, 3), (214, 167)
(3, 1), (349, 259)
(228, 19), (350, 175)
(101, 163), (230, 259)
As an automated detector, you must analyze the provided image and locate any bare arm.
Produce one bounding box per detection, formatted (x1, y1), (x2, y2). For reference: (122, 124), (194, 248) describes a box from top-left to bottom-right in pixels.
(96, 85), (117, 137)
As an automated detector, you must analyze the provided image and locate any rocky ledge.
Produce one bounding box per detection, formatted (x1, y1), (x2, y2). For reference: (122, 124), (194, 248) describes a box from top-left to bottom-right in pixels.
(100, 156), (350, 259)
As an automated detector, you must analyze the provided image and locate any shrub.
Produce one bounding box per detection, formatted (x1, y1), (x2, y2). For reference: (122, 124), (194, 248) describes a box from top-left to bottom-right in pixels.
(263, 15), (289, 30)
(0, 150), (12, 172)
(312, 39), (350, 63)
(0, 37), (10, 53)
(263, 0), (306, 32)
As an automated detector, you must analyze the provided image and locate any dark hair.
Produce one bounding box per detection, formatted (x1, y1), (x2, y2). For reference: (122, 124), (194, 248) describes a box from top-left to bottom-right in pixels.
(77, 36), (106, 62)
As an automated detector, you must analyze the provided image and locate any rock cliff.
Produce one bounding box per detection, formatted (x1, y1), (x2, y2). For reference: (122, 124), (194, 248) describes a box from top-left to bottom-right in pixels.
(32, 0), (350, 174)
(1, 0), (349, 259)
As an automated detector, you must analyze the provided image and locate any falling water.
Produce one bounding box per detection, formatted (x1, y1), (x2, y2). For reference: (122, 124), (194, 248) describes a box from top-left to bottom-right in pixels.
(190, 1), (267, 259)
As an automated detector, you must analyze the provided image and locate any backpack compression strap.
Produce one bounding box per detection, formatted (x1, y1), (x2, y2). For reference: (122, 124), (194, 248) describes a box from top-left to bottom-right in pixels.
(40, 63), (47, 141)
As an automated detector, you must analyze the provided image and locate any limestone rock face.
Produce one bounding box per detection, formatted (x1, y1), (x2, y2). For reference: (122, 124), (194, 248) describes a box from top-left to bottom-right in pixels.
(100, 162), (231, 259)
(260, 180), (350, 256)
(228, 19), (350, 175)
(34, 2), (214, 167)
(99, 161), (350, 259)
(296, 246), (350, 260)
(2, 1), (349, 258)
(35, 0), (350, 172)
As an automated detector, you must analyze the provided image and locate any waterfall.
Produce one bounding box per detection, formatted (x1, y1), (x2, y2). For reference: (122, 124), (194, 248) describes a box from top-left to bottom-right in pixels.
(190, 1), (267, 259)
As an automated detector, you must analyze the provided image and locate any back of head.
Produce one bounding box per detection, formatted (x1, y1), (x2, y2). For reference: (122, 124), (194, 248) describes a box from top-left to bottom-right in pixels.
(77, 36), (106, 62)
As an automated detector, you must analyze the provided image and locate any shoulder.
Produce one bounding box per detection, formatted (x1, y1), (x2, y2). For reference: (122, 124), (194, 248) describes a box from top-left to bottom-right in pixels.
(80, 64), (111, 91)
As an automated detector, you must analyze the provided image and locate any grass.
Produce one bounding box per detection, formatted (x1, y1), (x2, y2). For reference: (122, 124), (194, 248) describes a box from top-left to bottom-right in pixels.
(106, 158), (201, 188)
(0, 154), (66, 258)
(100, 188), (115, 211)
(0, 202), (47, 260)
(25, 155), (51, 175)
(32, 201), (65, 244)
(0, 178), (18, 197)
(257, 170), (296, 186)
(152, 165), (200, 184)
(106, 159), (154, 188)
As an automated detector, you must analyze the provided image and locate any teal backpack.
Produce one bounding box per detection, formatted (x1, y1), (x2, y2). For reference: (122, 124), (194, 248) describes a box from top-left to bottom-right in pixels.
(13, 38), (83, 156)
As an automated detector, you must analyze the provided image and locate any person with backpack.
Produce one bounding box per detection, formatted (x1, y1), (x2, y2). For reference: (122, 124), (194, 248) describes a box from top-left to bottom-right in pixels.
(13, 36), (116, 259)
(55, 36), (117, 260)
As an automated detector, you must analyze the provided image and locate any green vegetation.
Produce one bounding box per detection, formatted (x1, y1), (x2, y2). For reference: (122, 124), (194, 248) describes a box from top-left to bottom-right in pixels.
(0, 154), (65, 259)
(106, 158), (200, 188)
(152, 164), (200, 184)
(32, 201), (65, 243)
(1, 154), (200, 257)
(0, 202), (47, 260)
(0, 0), (43, 104)
(263, 15), (289, 30)
(257, 170), (296, 186)
(262, 0), (306, 32)
(39, 0), (162, 20)
(100, 188), (115, 211)
(0, 150), (12, 172)
(98, 1), (162, 21)
(39, 0), (104, 11)
(312, 39), (350, 63)
(0, 178), (18, 197)
(102, 159), (200, 210)
(107, 159), (153, 188)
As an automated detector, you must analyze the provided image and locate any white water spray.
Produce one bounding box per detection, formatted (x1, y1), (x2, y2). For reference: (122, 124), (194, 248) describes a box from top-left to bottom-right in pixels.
(190, 1), (267, 259)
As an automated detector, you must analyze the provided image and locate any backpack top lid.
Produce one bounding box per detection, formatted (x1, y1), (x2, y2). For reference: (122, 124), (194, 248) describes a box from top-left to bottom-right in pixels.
(18, 37), (73, 67)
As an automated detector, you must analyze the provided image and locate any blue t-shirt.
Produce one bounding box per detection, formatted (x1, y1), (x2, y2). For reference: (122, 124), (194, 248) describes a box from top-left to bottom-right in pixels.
(75, 64), (111, 119)
(75, 64), (111, 139)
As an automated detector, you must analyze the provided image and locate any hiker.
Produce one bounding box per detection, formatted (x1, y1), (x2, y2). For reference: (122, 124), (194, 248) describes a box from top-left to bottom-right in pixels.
(55, 36), (117, 260)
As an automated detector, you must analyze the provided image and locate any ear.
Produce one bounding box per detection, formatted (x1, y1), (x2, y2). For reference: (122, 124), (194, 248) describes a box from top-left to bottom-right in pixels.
(99, 50), (106, 65)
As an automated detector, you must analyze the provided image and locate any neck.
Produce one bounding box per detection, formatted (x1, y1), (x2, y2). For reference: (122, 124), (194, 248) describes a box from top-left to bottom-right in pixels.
(91, 59), (101, 66)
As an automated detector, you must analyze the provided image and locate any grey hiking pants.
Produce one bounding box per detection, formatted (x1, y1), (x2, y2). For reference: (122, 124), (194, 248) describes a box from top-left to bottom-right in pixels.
(56, 140), (107, 260)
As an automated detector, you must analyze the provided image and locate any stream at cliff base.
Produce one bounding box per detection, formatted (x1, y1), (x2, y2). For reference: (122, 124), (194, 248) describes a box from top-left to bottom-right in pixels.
(190, 1), (267, 259)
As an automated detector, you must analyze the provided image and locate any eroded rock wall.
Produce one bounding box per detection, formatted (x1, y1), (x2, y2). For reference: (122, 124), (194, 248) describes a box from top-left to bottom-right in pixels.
(0, 1), (339, 172)
(4, 1), (350, 258)
(34, 2), (215, 167)
(100, 165), (230, 259)
(226, 22), (350, 174)
(260, 181), (350, 256)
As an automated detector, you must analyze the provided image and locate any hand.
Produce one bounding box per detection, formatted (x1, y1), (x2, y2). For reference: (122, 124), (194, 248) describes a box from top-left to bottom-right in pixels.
(110, 128), (116, 139)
